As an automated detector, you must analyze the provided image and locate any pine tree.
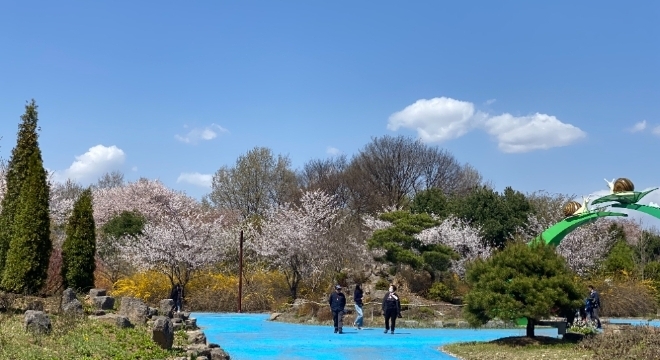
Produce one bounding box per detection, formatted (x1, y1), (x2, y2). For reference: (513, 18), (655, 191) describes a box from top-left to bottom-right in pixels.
(0, 100), (41, 276)
(0, 150), (52, 293)
(61, 188), (97, 291)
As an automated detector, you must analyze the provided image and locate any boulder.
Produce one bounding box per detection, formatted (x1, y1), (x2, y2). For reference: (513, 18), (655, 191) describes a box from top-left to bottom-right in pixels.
(269, 313), (281, 321)
(159, 299), (174, 317)
(433, 321), (444, 328)
(403, 320), (418, 327)
(95, 314), (132, 328)
(89, 288), (107, 297)
(174, 311), (190, 321)
(93, 296), (115, 310)
(186, 344), (211, 358)
(185, 318), (197, 329)
(152, 316), (174, 350)
(93, 310), (106, 316)
(119, 297), (149, 325)
(457, 321), (470, 328)
(61, 288), (83, 315)
(27, 300), (44, 311)
(24, 310), (51, 334)
(210, 347), (230, 360)
(173, 322), (184, 331)
(148, 307), (159, 317)
(187, 330), (207, 345)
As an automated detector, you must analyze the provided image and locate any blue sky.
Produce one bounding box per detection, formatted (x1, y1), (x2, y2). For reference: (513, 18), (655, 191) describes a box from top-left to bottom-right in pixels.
(1, 1), (659, 221)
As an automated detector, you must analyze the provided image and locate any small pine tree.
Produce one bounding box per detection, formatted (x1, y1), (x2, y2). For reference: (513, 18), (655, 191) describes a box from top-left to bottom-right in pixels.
(463, 241), (583, 337)
(0, 150), (52, 293)
(0, 100), (41, 276)
(61, 188), (97, 291)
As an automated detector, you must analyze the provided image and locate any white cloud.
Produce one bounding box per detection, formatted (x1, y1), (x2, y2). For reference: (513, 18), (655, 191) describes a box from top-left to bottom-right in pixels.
(326, 147), (341, 156)
(387, 97), (487, 143)
(55, 145), (126, 183)
(483, 113), (587, 153)
(485, 99), (497, 105)
(177, 172), (212, 188)
(629, 120), (647, 133)
(387, 97), (586, 153)
(653, 125), (660, 136)
(175, 124), (228, 144)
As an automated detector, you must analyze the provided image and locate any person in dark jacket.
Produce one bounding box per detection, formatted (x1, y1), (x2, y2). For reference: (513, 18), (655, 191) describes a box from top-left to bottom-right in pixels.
(353, 284), (364, 329)
(170, 283), (183, 312)
(382, 284), (402, 334)
(587, 285), (602, 329)
(328, 285), (346, 334)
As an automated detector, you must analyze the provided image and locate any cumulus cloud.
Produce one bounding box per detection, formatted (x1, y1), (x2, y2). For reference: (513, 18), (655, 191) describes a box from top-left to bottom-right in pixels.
(484, 113), (587, 153)
(177, 172), (212, 188)
(388, 96), (586, 153)
(387, 97), (487, 143)
(175, 124), (228, 144)
(326, 147), (341, 156)
(629, 120), (647, 133)
(55, 145), (126, 183)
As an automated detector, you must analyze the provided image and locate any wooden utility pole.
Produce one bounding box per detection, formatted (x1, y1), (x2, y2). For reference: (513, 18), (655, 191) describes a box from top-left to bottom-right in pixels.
(238, 230), (244, 313)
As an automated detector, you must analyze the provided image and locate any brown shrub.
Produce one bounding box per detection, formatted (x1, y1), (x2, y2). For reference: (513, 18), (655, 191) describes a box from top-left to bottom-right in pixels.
(42, 249), (62, 296)
(579, 326), (660, 360)
(397, 267), (433, 295)
(316, 306), (332, 322)
(595, 280), (657, 317)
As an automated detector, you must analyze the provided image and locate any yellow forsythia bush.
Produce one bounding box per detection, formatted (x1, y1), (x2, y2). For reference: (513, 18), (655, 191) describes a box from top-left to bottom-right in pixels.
(110, 269), (290, 311)
(111, 271), (171, 305)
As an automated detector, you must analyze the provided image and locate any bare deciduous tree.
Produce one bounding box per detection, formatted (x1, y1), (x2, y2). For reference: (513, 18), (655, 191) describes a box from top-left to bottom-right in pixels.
(209, 147), (299, 220)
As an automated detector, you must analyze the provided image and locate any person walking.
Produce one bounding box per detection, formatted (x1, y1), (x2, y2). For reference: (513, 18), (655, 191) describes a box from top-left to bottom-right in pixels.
(353, 284), (364, 330)
(587, 285), (602, 329)
(382, 284), (402, 334)
(170, 283), (183, 313)
(328, 285), (346, 334)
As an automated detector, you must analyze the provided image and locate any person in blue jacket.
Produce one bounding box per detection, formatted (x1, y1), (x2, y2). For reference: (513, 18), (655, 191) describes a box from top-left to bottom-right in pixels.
(328, 284), (346, 334)
(587, 285), (602, 329)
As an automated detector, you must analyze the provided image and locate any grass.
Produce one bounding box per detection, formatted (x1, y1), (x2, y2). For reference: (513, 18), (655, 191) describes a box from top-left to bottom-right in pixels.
(442, 336), (593, 360)
(0, 311), (188, 359)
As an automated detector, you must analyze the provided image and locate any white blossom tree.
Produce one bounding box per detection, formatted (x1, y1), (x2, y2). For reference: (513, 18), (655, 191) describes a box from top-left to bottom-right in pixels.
(0, 161), (6, 211)
(521, 213), (620, 276)
(252, 190), (348, 299)
(119, 187), (231, 293)
(416, 216), (491, 277)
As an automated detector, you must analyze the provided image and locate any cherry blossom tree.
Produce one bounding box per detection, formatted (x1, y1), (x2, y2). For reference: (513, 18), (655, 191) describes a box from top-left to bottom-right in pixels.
(0, 161), (6, 211)
(118, 187), (231, 293)
(521, 213), (619, 276)
(416, 216), (491, 277)
(252, 190), (349, 299)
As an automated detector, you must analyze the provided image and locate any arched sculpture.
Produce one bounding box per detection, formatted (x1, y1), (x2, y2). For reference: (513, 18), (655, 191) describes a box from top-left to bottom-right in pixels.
(532, 178), (659, 247)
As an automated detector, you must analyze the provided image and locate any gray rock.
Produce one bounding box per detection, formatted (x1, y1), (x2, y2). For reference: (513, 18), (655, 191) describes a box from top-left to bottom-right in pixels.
(148, 307), (159, 317)
(93, 296), (115, 310)
(95, 314), (132, 328)
(187, 344), (211, 358)
(24, 310), (51, 334)
(174, 311), (190, 321)
(89, 288), (107, 297)
(152, 316), (174, 349)
(93, 310), (106, 316)
(210, 347), (230, 360)
(403, 320), (418, 327)
(119, 297), (149, 325)
(188, 330), (207, 345)
(159, 299), (174, 317)
(27, 300), (44, 311)
(185, 318), (198, 329)
(61, 288), (84, 315)
(433, 321), (444, 328)
(208, 343), (220, 348)
(173, 322), (184, 331)
(457, 320), (469, 328)
(196, 356), (207, 360)
(269, 313), (281, 321)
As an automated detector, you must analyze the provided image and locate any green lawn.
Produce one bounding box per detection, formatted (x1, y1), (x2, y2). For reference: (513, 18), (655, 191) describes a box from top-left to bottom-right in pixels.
(442, 336), (592, 360)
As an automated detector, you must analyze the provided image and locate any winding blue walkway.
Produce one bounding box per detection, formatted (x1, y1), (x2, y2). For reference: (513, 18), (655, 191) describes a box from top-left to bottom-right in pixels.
(194, 313), (558, 360)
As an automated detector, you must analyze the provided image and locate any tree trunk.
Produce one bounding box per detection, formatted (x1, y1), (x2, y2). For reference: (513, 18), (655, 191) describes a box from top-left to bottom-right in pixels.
(526, 317), (535, 337)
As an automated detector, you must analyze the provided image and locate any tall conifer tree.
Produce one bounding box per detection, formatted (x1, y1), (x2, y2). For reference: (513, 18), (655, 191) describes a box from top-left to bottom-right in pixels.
(0, 101), (52, 293)
(61, 188), (97, 290)
(1, 150), (52, 293)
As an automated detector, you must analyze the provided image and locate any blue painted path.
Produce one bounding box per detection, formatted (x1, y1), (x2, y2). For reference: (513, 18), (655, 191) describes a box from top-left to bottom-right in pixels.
(194, 313), (558, 360)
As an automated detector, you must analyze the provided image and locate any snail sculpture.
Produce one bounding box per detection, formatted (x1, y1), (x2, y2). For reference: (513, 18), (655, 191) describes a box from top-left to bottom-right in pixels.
(605, 178), (635, 194)
(563, 201), (582, 217)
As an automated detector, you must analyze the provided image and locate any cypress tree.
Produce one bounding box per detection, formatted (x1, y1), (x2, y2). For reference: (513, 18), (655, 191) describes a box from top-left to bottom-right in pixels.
(0, 150), (52, 293)
(61, 188), (96, 291)
(0, 101), (42, 275)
